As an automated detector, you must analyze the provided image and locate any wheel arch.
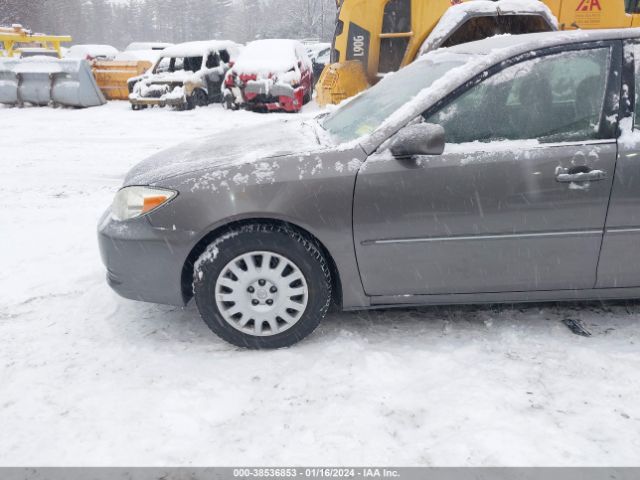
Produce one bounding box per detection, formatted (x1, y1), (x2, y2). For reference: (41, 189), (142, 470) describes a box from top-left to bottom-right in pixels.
(180, 217), (343, 309)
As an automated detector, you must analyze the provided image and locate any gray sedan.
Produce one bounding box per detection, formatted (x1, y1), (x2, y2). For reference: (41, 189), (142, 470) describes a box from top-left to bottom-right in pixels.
(99, 29), (640, 348)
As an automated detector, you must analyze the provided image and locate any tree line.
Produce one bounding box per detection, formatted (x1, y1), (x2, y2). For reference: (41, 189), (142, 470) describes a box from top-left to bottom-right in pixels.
(0, 0), (337, 49)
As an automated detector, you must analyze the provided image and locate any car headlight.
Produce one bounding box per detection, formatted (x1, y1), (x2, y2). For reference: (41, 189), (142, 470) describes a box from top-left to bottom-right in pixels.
(111, 186), (176, 221)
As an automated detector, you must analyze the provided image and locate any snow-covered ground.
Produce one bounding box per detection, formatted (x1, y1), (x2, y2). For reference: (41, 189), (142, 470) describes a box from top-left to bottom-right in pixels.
(1, 102), (639, 466)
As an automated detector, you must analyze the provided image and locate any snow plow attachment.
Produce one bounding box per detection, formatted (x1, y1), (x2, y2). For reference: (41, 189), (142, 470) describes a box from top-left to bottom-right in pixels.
(316, 60), (369, 107)
(0, 57), (106, 108)
(92, 60), (153, 100)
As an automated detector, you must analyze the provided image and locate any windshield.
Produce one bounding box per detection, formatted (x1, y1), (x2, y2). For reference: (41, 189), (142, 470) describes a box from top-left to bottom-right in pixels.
(321, 56), (467, 143)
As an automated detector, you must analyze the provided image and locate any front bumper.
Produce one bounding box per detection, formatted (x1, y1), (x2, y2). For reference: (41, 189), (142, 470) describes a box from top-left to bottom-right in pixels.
(228, 80), (304, 112)
(128, 94), (186, 107)
(245, 80), (295, 98)
(97, 209), (197, 306)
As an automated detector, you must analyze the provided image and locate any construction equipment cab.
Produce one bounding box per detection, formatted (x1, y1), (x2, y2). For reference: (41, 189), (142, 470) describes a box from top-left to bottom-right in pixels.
(317, 0), (640, 105)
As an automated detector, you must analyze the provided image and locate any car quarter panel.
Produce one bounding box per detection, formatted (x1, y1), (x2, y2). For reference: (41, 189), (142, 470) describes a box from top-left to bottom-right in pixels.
(145, 147), (370, 309)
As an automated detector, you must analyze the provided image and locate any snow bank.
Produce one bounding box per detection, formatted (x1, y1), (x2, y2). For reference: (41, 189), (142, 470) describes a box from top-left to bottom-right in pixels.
(1, 102), (640, 467)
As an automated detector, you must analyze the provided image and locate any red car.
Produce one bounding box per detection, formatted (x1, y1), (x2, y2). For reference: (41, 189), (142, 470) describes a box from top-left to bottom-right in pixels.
(223, 39), (313, 113)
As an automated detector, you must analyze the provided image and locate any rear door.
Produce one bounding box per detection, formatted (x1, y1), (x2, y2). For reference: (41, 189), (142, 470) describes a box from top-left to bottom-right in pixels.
(353, 42), (621, 297)
(597, 40), (640, 287)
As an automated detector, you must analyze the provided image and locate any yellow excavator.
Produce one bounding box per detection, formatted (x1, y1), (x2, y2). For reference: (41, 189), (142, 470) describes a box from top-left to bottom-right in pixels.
(0, 24), (71, 58)
(317, 0), (640, 105)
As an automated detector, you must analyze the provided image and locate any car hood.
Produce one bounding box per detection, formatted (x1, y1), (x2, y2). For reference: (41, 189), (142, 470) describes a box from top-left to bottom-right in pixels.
(124, 119), (325, 186)
(142, 70), (197, 84)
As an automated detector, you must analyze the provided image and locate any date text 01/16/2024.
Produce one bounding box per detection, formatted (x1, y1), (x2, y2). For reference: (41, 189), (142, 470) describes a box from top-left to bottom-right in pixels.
(232, 468), (400, 478)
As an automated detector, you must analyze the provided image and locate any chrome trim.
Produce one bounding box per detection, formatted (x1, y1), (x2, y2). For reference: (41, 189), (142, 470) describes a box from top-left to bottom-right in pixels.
(540, 139), (615, 148)
(443, 139), (614, 153)
(605, 227), (640, 234)
(363, 230), (603, 246)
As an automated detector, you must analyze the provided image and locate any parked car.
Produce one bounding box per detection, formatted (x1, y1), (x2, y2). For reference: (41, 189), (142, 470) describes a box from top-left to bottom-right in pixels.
(312, 46), (330, 85)
(99, 29), (640, 349)
(125, 42), (173, 52)
(64, 44), (119, 61)
(223, 39), (313, 112)
(305, 41), (331, 62)
(128, 40), (241, 110)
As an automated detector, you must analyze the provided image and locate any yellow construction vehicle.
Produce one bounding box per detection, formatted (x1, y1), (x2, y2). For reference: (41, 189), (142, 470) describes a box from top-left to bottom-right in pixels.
(0, 24), (71, 58)
(318, 0), (640, 105)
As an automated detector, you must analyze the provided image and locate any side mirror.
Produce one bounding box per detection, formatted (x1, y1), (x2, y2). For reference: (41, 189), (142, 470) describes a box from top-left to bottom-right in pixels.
(389, 123), (445, 158)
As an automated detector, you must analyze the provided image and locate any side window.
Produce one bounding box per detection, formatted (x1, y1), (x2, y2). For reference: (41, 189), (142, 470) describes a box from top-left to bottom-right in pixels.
(219, 49), (230, 64)
(206, 52), (219, 69)
(379, 0), (411, 74)
(155, 57), (170, 73)
(626, 0), (640, 14)
(382, 0), (411, 33)
(426, 48), (611, 144)
(184, 56), (203, 72)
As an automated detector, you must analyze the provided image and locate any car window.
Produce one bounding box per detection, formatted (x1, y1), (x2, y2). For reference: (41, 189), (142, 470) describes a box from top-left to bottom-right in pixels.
(206, 52), (219, 69)
(626, 0), (640, 14)
(155, 57), (171, 73)
(426, 48), (611, 144)
(634, 44), (640, 129)
(183, 56), (203, 72)
(379, 0), (411, 73)
(317, 48), (331, 64)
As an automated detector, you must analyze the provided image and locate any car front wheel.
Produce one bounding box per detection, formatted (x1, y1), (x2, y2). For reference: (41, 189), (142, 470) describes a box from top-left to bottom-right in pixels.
(193, 224), (332, 349)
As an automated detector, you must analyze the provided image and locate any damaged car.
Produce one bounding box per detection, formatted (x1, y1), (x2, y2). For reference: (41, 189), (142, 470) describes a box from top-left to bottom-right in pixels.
(128, 40), (241, 110)
(222, 39), (313, 112)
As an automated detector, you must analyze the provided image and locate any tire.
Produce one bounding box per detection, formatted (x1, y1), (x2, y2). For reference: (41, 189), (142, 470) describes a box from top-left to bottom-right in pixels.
(223, 92), (239, 111)
(186, 89), (208, 110)
(193, 223), (332, 349)
(303, 85), (312, 105)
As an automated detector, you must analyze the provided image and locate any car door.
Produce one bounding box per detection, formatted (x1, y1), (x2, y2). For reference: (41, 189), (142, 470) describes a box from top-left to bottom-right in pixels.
(597, 40), (640, 288)
(204, 51), (224, 102)
(353, 42), (621, 298)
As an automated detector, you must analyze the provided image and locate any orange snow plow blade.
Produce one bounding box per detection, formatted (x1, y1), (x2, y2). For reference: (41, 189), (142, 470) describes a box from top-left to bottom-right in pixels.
(91, 60), (152, 100)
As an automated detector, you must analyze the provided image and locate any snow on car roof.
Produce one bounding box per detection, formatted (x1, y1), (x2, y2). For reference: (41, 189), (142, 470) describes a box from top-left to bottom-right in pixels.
(65, 44), (119, 59)
(125, 42), (173, 51)
(233, 39), (302, 75)
(114, 50), (160, 63)
(161, 40), (240, 58)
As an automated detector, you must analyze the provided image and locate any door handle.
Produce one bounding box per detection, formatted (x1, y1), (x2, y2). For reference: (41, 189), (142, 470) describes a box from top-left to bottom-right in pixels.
(556, 166), (607, 183)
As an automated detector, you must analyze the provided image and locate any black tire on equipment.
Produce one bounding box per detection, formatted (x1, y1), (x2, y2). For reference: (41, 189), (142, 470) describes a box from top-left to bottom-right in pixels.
(193, 223), (332, 349)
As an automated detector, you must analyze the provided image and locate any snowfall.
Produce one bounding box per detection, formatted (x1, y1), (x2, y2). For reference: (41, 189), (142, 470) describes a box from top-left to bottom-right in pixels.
(1, 101), (639, 467)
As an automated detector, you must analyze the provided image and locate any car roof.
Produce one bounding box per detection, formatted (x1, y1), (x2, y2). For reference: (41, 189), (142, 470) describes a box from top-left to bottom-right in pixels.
(447, 28), (640, 57)
(161, 40), (239, 57)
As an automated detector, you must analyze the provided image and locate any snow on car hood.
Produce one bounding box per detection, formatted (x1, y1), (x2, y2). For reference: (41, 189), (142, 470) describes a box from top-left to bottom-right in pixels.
(124, 119), (324, 186)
